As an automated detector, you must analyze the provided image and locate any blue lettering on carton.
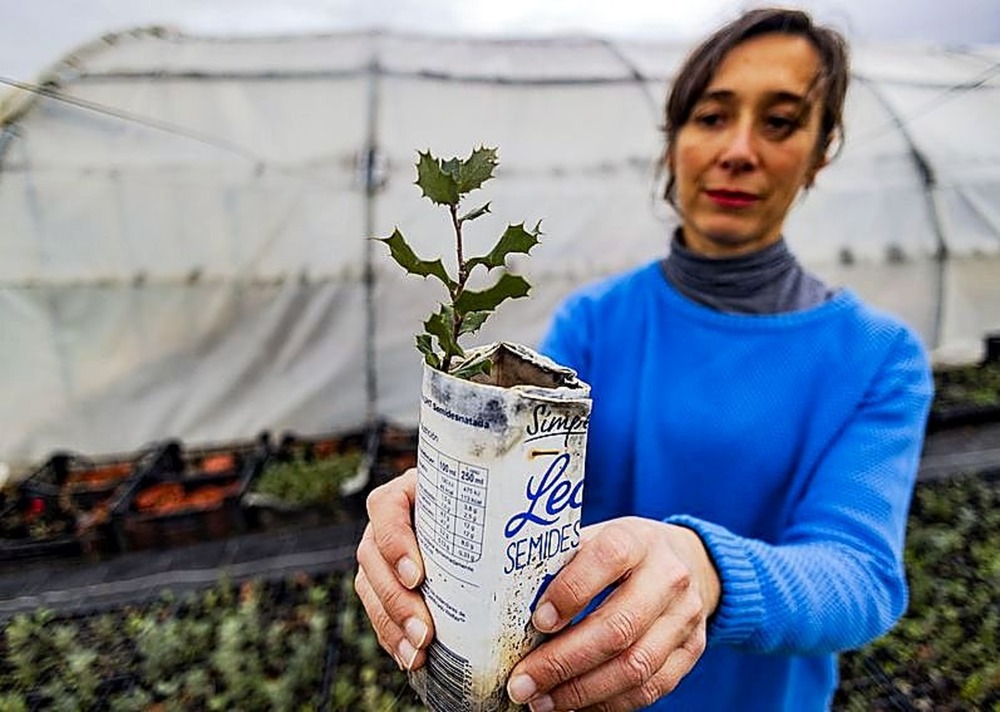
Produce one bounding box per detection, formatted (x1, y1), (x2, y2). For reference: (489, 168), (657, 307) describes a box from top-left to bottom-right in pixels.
(503, 453), (584, 574)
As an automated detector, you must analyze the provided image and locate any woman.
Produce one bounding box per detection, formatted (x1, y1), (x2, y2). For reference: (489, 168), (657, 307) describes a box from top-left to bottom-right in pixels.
(355, 8), (933, 711)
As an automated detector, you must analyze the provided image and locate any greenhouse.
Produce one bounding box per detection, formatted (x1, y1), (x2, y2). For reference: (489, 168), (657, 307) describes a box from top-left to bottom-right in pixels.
(0, 27), (998, 462)
(1, 25), (1000, 710)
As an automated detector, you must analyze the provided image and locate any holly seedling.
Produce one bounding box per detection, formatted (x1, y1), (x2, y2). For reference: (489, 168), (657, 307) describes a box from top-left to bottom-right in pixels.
(376, 147), (541, 379)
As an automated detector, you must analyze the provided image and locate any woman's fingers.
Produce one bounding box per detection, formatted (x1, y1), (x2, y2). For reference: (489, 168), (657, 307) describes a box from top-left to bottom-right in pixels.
(528, 519), (694, 636)
(541, 588), (706, 711)
(527, 519), (644, 634)
(509, 555), (696, 706)
(354, 566), (429, 671)
(507, 517), (714, 711)
(356, 523), (434, 641)
(354, 468), (434, 669)
(363, 468), (424, 588)
(576, 628), (707, 712)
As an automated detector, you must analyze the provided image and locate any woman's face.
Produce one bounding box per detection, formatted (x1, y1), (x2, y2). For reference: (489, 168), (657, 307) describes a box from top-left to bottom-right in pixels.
(671, 33), (827, 257)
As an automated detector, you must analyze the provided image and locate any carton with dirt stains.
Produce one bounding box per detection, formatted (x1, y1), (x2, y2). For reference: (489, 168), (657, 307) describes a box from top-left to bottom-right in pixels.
(408, 341), (591, 712)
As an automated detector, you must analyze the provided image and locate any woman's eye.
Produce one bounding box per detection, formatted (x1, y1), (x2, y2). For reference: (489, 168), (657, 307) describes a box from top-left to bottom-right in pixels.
(764, 115), (798, 137)
(694, 113), (724, 128)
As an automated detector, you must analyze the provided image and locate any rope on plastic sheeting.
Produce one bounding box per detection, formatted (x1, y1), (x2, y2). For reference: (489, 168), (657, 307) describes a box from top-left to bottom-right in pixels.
(362, 55), (382, 428)
(0, 75), (264, 165)
(854, 75), (949, 350)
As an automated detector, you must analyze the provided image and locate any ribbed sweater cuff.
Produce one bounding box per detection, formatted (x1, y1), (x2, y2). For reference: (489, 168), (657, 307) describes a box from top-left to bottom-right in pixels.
(664, 514), (765, 647)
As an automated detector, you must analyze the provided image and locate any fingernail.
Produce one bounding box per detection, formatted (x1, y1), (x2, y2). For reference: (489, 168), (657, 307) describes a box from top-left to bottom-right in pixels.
(533, 601), (559, 631)
(507, 673), (537, 704)
(398, 638), (419, 670)
(396, 556), (420, 588)
(529, 695), (554, 712)
(404, 617), (428, 648)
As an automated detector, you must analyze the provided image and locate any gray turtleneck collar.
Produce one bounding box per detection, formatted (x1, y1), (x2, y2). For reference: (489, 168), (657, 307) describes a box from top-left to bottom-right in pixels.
(661, 231), (834, 315)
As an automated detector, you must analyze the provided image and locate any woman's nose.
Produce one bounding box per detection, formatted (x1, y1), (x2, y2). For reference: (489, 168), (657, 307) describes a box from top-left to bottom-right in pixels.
(718, 123), (757, 172)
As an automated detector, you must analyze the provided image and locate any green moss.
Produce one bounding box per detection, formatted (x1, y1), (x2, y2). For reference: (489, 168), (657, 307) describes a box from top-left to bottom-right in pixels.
(0, 572), (420, 711)
(933, 361), (1000, 410)
(837, 473), (1000, 708)
(252, 451), (363, 506)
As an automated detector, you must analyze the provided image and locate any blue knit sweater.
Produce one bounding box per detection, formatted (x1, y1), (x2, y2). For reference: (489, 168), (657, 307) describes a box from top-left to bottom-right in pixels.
(538, 260), (933, 711)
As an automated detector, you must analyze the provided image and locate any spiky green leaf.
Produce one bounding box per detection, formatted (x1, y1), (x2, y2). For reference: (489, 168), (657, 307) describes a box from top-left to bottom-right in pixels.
(415, 334), (440, 368)
(375, 229), (454, 289)
(452, 359), (492, 381)
(458, 202), (492, 224)
(441, 158), (461, 181)
(466, 221), (541, 272)
(424, 306), (463, 360)
(456, 147), (499, 194)
(415, 151), (459, 206)
(458, 310), (490, 336)
(454, 273), (530, 316)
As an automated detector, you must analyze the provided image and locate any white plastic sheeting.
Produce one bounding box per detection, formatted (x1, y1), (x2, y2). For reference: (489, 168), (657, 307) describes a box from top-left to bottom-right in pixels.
(0, 28), (998, 463)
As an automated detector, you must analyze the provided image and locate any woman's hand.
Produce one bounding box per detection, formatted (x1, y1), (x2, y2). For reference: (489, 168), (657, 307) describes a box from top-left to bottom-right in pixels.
(354, 468), (435, 671)
(506, 517), (721, 712)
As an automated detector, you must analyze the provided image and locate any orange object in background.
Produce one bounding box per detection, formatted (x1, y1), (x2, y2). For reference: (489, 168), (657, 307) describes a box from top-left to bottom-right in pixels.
(135, 483), (184, 512)
(144, 485), (229, 516)
(77, 502), (112, 531)
(312, 439), (341, 458)
(67, 462), (132, 486)
(201, 454), (236, 473)
(180, 486), (227, 509)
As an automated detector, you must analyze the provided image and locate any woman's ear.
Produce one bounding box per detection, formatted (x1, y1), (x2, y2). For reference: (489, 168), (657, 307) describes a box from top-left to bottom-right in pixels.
(804, 150), (829, 189)
(662, 142), (676, 201)
(805, 129), (838, 188)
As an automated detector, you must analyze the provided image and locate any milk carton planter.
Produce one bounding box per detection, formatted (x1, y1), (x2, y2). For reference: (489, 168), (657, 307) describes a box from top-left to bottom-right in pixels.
(376, 148), (592, 710)
(409, 342), (590, 711)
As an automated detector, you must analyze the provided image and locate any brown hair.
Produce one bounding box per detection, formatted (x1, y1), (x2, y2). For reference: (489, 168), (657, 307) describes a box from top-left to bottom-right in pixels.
(663, 7), (850, 202)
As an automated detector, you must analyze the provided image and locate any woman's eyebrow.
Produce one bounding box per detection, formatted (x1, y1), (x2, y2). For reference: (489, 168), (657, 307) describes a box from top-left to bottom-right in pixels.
(698, 89), (736, 104)
(769, 90), (811, 107)
(697, 89), (811, 107)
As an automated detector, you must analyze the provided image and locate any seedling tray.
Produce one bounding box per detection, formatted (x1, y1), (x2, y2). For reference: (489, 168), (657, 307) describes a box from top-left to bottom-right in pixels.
(929, 360), (1000, 432)
(242, 427), (377, 532)
(0, 451), (147, 565)
(111, 440), (264, 551)
(374, 421), (418, 486)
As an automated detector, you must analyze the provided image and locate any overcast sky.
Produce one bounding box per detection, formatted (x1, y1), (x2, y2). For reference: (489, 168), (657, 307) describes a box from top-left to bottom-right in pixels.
(1, 0), (998, 82)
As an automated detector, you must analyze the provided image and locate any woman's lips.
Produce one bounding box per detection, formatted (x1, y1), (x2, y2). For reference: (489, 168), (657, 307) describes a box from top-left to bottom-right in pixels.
(705, 189), (760, 209)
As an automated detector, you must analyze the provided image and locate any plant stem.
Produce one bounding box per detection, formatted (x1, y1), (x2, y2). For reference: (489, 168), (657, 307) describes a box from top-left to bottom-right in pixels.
(444, 204), (467, 373)
(452, 204), (466, 289)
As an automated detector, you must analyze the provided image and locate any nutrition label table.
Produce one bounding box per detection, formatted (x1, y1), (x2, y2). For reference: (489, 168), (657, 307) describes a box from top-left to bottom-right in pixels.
(416, 443), (488, 565)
